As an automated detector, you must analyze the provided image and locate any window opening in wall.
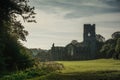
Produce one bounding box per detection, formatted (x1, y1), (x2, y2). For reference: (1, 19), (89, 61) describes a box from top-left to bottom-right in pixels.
(88, 32), (91, 37)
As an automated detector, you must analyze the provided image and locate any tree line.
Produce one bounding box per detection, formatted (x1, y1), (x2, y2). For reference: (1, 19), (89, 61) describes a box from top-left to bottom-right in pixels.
(99, 31), (120, 59)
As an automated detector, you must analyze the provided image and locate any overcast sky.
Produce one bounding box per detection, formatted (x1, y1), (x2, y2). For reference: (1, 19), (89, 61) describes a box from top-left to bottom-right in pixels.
(22, 0), (120, 49)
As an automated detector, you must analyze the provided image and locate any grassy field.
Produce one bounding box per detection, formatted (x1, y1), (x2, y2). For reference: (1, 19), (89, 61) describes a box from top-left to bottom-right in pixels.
(1, 59), (120, 80)
(29, 59), (120, 80)
(58, 59), (120, 73)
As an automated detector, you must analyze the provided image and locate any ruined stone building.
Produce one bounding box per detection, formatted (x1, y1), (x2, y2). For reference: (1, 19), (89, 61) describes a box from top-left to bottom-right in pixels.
(51, 24), (97, 60)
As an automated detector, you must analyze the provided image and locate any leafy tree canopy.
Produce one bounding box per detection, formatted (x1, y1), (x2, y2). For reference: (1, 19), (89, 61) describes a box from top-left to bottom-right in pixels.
(112, 31), (120, 39)
(0, 0), (36, 41)
(96, 34), (105, 42)
(115, 38), (120, 53)
(0, 0), (36, 72)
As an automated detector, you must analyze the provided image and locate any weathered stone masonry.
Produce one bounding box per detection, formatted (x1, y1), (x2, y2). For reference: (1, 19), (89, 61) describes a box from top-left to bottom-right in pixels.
(51, 24), (97, 60)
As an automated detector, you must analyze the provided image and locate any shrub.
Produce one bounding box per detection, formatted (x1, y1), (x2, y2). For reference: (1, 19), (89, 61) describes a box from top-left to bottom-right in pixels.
(0, 62), (64, 80)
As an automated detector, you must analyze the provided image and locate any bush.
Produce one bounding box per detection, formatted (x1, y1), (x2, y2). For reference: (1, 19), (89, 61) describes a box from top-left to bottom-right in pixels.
(0, 62), (64, 80)
(1, 71), (27, 80)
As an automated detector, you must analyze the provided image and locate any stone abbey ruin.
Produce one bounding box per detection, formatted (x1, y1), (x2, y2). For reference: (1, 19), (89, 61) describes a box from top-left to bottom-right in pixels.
(51, 24), (97, 60)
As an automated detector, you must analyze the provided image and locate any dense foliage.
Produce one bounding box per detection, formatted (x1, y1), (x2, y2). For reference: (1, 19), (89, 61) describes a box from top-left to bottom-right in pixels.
(100, 31), (120, 59)
(0, 0), (35, 72)
(0, 62), (64, 80)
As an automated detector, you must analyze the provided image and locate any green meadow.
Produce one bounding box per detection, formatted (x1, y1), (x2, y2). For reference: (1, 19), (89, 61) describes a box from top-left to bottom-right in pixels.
(30, 59), (120, 80)
(1, 59), (120, 80)
(58, 59), (120, 73)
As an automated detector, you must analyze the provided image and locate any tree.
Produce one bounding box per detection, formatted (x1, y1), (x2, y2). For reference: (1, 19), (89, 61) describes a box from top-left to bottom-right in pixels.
(0, 0), (36, 71)
(0, 0), (36, 41)
(100, 31), (120, 59)
(96, 34), (105, 42)
(115, 38), (120, 53)
(100, 43), (115, 58)
(71, 40), (78, 45)
(95, 34), (105, 57)
(115, 38), (120, 59)
(112, 31), (120, 39)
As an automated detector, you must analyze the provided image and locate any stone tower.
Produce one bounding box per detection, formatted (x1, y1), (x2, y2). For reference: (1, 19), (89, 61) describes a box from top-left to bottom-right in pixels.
(83, 24), (96, 58)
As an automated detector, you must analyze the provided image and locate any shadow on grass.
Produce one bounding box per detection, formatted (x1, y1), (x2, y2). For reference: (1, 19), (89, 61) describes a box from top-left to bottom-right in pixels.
(39, 70), (120, 80)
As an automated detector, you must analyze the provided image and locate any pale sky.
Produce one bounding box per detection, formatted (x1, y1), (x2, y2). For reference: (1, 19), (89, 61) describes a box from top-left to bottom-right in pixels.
(22, 0), (120, 49)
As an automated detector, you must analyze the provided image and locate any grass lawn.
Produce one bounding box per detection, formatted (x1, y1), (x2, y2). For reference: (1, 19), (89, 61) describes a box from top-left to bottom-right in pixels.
(2, 59), (119, 80)
(58, 59), (120, 73)
(29, 59), (120, 80)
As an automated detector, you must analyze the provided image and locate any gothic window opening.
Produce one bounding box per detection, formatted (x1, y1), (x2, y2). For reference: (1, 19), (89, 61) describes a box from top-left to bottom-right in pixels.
(88, 32), (91, 37)
(71, 48), (74, 56)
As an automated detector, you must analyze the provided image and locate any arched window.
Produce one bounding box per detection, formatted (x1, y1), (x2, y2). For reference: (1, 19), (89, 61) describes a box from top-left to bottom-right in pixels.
(88, 32), (91, 37)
